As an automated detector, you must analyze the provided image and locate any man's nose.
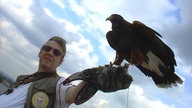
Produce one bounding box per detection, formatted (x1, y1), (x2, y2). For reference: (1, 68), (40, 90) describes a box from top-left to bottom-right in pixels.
(47, 49), (54, 56)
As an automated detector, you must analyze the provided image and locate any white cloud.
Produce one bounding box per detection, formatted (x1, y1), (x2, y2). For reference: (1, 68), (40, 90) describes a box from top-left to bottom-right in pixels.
(177, 57), (192, 77)
(128, 85), (175, 108)
(1, 0), (33, 24)
(63, 37), (99, 73)
(98, 38), (115, 62)
(52, 0), (66, 9)
(63, 20), (80, 33)
(178, 0), (192, 24)
(57, 70), (71, 78)
(44, 8), (55, 18)
(96, 99), (109, 107)
(70, 85), (175, 108)
(69, 0), (87, 16)
(0, 36), (11, 51)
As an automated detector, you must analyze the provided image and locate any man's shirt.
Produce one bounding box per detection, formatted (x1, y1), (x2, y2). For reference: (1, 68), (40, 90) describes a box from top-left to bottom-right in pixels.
(0, 78), (71, 108)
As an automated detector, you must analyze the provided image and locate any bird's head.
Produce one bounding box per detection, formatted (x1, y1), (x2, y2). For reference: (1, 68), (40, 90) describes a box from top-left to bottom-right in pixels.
(106, 14), (125, 30)
(106, 14), (124, 23)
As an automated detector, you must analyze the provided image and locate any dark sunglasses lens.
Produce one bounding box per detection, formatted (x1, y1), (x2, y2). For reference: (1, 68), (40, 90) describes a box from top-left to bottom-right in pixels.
(43, 46), (51, 52)
(53, 49), (61, 56)
(43, 45), (61, 56)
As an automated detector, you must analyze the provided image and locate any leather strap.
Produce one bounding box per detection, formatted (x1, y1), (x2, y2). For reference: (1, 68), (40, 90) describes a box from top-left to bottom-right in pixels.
(4, 72), (57, 95)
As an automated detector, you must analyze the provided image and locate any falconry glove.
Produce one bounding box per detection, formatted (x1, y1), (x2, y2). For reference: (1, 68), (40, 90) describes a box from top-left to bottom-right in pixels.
(63, 64), (133, 105)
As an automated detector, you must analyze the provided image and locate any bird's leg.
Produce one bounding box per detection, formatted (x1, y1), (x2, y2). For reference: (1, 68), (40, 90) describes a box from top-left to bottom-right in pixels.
(113, 51), (124, 65)
(121, 62), (132, 75)
(127, 62), (132, 68)
(102, 61), (113, 68)
(124, 62), (131, 70)
(110, 61), (113, 66)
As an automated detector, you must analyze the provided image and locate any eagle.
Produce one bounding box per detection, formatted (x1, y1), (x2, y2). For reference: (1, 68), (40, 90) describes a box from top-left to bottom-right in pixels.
(106, 14), (183, 88)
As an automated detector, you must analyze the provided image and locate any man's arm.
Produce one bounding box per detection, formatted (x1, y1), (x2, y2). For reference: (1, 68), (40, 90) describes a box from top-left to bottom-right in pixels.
(65, 81), (87, 104)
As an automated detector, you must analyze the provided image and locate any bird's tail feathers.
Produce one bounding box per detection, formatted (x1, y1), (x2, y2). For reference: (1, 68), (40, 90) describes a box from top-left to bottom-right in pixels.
(139, 51), (183, 88)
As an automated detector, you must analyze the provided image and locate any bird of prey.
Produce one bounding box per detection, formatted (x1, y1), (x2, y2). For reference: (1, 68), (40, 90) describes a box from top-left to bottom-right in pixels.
(106, 14), (183, 88)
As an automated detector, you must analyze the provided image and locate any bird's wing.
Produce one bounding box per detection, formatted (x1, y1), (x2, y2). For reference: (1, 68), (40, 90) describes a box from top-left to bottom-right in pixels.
(128, 21), (182, 87)
(106, 31), (125, 65)
(132, 21), (162, 38)
(106, 31), (118, 50)
(131, 20), (176, 69)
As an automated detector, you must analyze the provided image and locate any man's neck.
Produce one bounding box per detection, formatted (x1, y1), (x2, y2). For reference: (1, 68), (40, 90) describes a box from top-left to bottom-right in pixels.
(37, 68), (56, 73)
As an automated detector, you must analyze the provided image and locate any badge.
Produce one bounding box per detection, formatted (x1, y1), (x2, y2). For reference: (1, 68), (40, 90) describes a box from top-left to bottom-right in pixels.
(32, 92), (49, 108)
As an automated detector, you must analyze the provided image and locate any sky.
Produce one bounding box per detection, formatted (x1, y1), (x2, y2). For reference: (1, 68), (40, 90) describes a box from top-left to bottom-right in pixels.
(0, 0), (191, 108)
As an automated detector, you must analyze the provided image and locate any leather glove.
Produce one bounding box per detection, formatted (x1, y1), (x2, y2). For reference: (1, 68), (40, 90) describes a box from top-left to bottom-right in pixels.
(63, 64), (133, 92)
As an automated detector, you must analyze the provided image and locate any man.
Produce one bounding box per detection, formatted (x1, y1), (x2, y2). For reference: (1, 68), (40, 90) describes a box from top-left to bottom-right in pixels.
(0, 36), (132, 108)
(0, 36), (87, 108)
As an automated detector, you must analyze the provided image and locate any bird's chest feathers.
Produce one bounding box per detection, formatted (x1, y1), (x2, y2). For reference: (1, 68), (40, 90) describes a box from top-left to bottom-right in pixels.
(113, 30), (135, 50)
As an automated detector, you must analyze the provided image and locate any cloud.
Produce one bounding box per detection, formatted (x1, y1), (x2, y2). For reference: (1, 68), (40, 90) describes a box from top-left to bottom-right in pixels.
(128, 85), (175, 108)
(70, 85), (175, 108)
(52, 0), (66, 9)
(63, 36), (99, 73)
(176, 57), (192, 77)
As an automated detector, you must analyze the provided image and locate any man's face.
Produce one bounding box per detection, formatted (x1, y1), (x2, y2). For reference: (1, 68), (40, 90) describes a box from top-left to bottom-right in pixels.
(38, 40), (64, 72)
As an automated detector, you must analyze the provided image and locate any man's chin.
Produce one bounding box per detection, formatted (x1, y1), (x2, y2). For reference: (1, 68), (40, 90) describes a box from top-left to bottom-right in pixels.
(41, 63), (51, 69)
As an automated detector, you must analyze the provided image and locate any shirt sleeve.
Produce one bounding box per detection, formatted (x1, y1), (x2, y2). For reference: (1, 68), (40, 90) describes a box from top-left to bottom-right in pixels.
(54, 77), (72, 108)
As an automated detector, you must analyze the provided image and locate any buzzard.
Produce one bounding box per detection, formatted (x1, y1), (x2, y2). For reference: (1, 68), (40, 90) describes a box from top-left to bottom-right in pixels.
(106, 14), (183, 88)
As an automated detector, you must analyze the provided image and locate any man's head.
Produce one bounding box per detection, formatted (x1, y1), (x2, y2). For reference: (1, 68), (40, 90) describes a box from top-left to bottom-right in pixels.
(48, 36), (66, 58)
(38, 36), (66, 72)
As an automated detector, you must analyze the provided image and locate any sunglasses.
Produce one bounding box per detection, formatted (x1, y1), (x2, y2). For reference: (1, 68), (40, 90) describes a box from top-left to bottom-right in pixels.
(42, 45), (62, 57)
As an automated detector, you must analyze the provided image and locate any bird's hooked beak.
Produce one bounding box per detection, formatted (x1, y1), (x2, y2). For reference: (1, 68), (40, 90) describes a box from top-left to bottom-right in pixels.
(106, 16), (112, 21)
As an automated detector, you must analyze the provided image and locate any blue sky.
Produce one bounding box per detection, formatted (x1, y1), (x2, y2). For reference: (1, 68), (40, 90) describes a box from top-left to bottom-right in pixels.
(0, 0), (192, 108)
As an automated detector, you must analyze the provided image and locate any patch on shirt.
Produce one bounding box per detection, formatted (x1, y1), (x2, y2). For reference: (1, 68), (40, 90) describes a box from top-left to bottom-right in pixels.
(32, 92), (49, 108)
